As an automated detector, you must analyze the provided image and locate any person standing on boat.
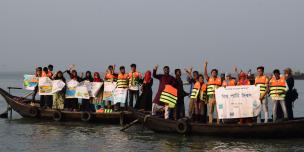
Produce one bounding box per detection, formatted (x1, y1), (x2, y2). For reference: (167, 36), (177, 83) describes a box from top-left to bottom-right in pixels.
(152, 65), (176, 118)
(42, 67), (53, 109)
(128, 64), (142, 108)
(284, 68), (297, 120)
(137, 70), (153, 111)
(81, 71), (94, 112)
(47, 64), (54, 77)
(255, 66), (270, 123)
(117, 66), (129, 110)
(185, 68), (199, 94)
(204, 61), (222, 125)
(190, 74), (207, 122)
(185, 69), (199, 117)
(92, 72), (103, 111)
(222, 73), (236, 87)
(52, 71), (66, 110)
(66, 70), (82, 111)
(32, 67), (42, 104)
(104, 65), (118, 110)
(269, 69), (289, 122)
(175, 69), (189, 119)
(237, 72), (253, 124)
(105, 65), (118, 82)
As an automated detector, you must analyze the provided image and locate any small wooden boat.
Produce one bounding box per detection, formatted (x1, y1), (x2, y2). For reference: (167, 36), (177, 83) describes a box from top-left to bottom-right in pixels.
(0, 88), (134, 124)
(134, 110), (304, 138)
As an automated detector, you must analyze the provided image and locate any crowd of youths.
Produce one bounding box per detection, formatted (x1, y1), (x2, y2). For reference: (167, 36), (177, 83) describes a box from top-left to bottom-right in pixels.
(31, 61), (298, 124)
(32, 64), (153, 112)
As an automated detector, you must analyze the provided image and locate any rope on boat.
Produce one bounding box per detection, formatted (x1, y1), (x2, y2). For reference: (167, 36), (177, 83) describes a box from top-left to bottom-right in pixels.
(143, 115), (151, 124)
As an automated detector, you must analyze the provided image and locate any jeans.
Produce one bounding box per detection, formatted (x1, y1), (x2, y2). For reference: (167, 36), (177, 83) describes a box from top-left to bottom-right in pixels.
(272, 99), (288, 122)
(257, 98), (269, 123)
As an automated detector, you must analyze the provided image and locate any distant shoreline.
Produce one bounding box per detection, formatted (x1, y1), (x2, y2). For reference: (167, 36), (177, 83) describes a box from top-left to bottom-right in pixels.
(294, 76), (304, 80)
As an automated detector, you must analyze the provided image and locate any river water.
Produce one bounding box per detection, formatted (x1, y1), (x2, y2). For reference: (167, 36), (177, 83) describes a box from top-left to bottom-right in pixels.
(0, 72), (304, 152)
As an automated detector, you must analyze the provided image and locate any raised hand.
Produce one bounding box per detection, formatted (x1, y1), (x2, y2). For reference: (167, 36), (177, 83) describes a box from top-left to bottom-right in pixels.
(154, 64), (159, 70)
(204, 60), (208, 67)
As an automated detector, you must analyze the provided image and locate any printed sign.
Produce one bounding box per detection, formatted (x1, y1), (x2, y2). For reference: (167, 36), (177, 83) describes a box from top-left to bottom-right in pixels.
(90, 82), (103, 97)
(215, 85), (261, 119)
(52, 80), (65, 94)
(66, 80), (79, 98)
(113, 88), (128, 105)
(75, 84), (90, 99)
(103, 82), (117, 101)
(38, 77), (53, 95)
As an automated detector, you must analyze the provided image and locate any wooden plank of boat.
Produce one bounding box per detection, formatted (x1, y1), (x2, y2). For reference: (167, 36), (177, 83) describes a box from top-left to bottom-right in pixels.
(134, 110), (304, 138)
(0, 88), (135, 124)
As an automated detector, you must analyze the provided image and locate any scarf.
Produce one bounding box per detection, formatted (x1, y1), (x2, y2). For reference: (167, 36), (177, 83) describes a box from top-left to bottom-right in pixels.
(94, 72), (102, 82)
(143, 70), (152, 84)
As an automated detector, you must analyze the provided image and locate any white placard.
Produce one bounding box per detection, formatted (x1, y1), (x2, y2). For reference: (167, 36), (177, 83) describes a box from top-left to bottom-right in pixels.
(215, 85), (261, 119)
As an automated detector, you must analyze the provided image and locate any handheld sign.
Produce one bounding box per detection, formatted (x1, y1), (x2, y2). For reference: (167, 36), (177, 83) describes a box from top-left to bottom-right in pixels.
(66, 80), (79, 98)
(215, 85), (261, 119)
(103, 82), (117, 101)
(90, 82), (103, 97)
(113, 88), (128, 105)
(51, 80), (65, 94)
(23, 75), (38, 90)
(38, 77), (53, 95)
(75, 84), (90, 99)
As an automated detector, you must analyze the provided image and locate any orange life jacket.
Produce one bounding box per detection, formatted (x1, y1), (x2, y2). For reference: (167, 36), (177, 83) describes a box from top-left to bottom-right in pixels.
(255, 75), (268, 95)
(207, 77), (222, 96)
(190, 82), (201, 99)
(237, 79), (251, 86)
(41, 71), (52, 78)
(117, 73), (129, 88)
(200, 83), (208, 102)
(129, 71), (142, 86)
(105, 73), (117, 82)
(269, 76), (287, 98)
(96, 109), (104, 113)
(222, 79), (236, 87)
(160, 85), (177, 108)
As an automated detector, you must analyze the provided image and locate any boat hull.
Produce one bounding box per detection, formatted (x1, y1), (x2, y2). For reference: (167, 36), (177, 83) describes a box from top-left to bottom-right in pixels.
(135, 111), (304, 138)
(0, 88), (135, 124)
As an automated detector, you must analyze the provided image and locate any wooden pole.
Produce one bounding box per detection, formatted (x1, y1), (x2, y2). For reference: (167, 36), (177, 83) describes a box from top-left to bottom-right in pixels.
(120, 119), (139, 131)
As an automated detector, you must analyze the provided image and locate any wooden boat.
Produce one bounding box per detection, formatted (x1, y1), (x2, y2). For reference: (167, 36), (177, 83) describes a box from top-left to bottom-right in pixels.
(134, 110), (304, 138)
(0, 88), (134, 124)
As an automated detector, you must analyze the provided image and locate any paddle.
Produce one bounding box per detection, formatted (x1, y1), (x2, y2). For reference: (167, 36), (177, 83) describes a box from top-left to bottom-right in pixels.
(120, 119), (139, 131)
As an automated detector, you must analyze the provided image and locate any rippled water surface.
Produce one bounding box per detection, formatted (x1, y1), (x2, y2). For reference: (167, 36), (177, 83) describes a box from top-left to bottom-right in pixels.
(0, 72), (304, 152)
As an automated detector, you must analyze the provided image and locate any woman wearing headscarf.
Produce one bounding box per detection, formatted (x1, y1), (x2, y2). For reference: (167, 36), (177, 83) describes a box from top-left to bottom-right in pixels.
(81, 71), (94, 111)
(136, 71), (153, 111)
(66, 70), (82, 111)
(284, 68), (297, 120)
(52, 71), (66, 110)
(93, 72), (104, 111)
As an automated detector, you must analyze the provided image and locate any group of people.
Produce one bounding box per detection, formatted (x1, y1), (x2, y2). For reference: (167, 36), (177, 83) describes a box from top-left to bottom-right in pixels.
(32, 64), (153, 112)
(151, 61), (297, 124)
(30, 61), (298, 124)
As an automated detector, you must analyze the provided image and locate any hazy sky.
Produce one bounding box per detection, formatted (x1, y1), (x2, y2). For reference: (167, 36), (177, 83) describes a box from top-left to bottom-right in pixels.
(1, 0), (303, 73)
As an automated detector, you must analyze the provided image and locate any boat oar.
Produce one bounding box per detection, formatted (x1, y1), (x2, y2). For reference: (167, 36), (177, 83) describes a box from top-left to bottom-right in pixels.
(120, 119), (139, 131)
(23, 92), (34, 99)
